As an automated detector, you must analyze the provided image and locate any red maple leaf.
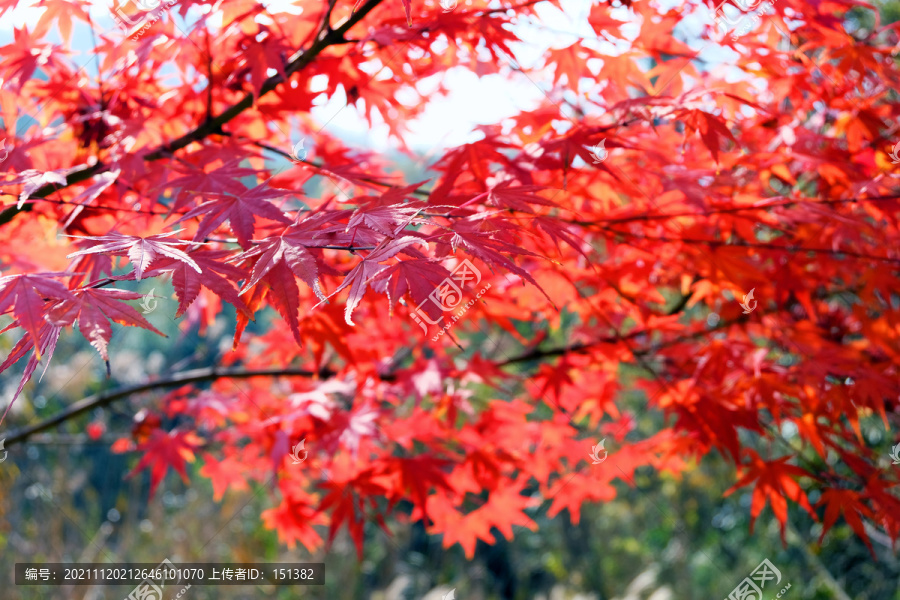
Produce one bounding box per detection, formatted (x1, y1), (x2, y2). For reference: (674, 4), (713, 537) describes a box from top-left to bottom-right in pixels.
(0, 272), (75, 357)
(127, 429), (204, 498)
(425, 481), (538, 558)
(817, 488), (876, 557)
(46, 287), (164, 360)
(327, 236), (428, 325)
(724, 450), (817, 542)
(66, 232), (201, 281)
(163, 161), (260, 213)
(146, 250), (251, 318)
(174, 182), (294, 248)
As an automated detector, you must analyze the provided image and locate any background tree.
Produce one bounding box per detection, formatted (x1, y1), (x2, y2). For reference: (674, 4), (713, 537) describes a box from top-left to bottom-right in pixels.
(1, 0), (900, 597)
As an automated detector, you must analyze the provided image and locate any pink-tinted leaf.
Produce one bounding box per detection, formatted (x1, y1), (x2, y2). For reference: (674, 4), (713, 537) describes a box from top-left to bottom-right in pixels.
(174, 182), (293, 248)
(47, 288), (164, 360)
(0, 273), (75, 358)
(0, 323), (61, 425)
(329, 236), (428, 325)
(66, 232), (201, 281)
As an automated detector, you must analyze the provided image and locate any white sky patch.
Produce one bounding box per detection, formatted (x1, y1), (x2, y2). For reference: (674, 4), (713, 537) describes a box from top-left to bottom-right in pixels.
(0, 0), (759, 154)
(0, 0), (43, 31)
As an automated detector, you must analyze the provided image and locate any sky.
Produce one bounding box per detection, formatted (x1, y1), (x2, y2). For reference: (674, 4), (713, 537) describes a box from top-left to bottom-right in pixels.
(0, 0), (748, 155)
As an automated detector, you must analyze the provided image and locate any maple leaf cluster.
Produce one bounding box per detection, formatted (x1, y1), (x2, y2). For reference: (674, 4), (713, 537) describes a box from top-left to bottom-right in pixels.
(1, 0), (900, 560)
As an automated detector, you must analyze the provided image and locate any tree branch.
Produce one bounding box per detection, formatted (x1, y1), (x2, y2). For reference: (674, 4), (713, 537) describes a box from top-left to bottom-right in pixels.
(587, 194), (900, 226)
(236, 135), (434, 197)
(0, 292), (783, 449)
(3, 366), (333, 447)
(3, 325), (692, 447)
(0, 0), (386, 229)
(603, 228), (900, 265)
(494, 314), (746, 368)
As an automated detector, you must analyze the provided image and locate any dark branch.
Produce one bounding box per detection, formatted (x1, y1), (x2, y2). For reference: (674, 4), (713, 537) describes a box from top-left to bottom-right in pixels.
(3, 307), (757, 448)
(617, 232), (900, 264)
(0, 0), (385, 229)
(3, 366), (333, 447)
